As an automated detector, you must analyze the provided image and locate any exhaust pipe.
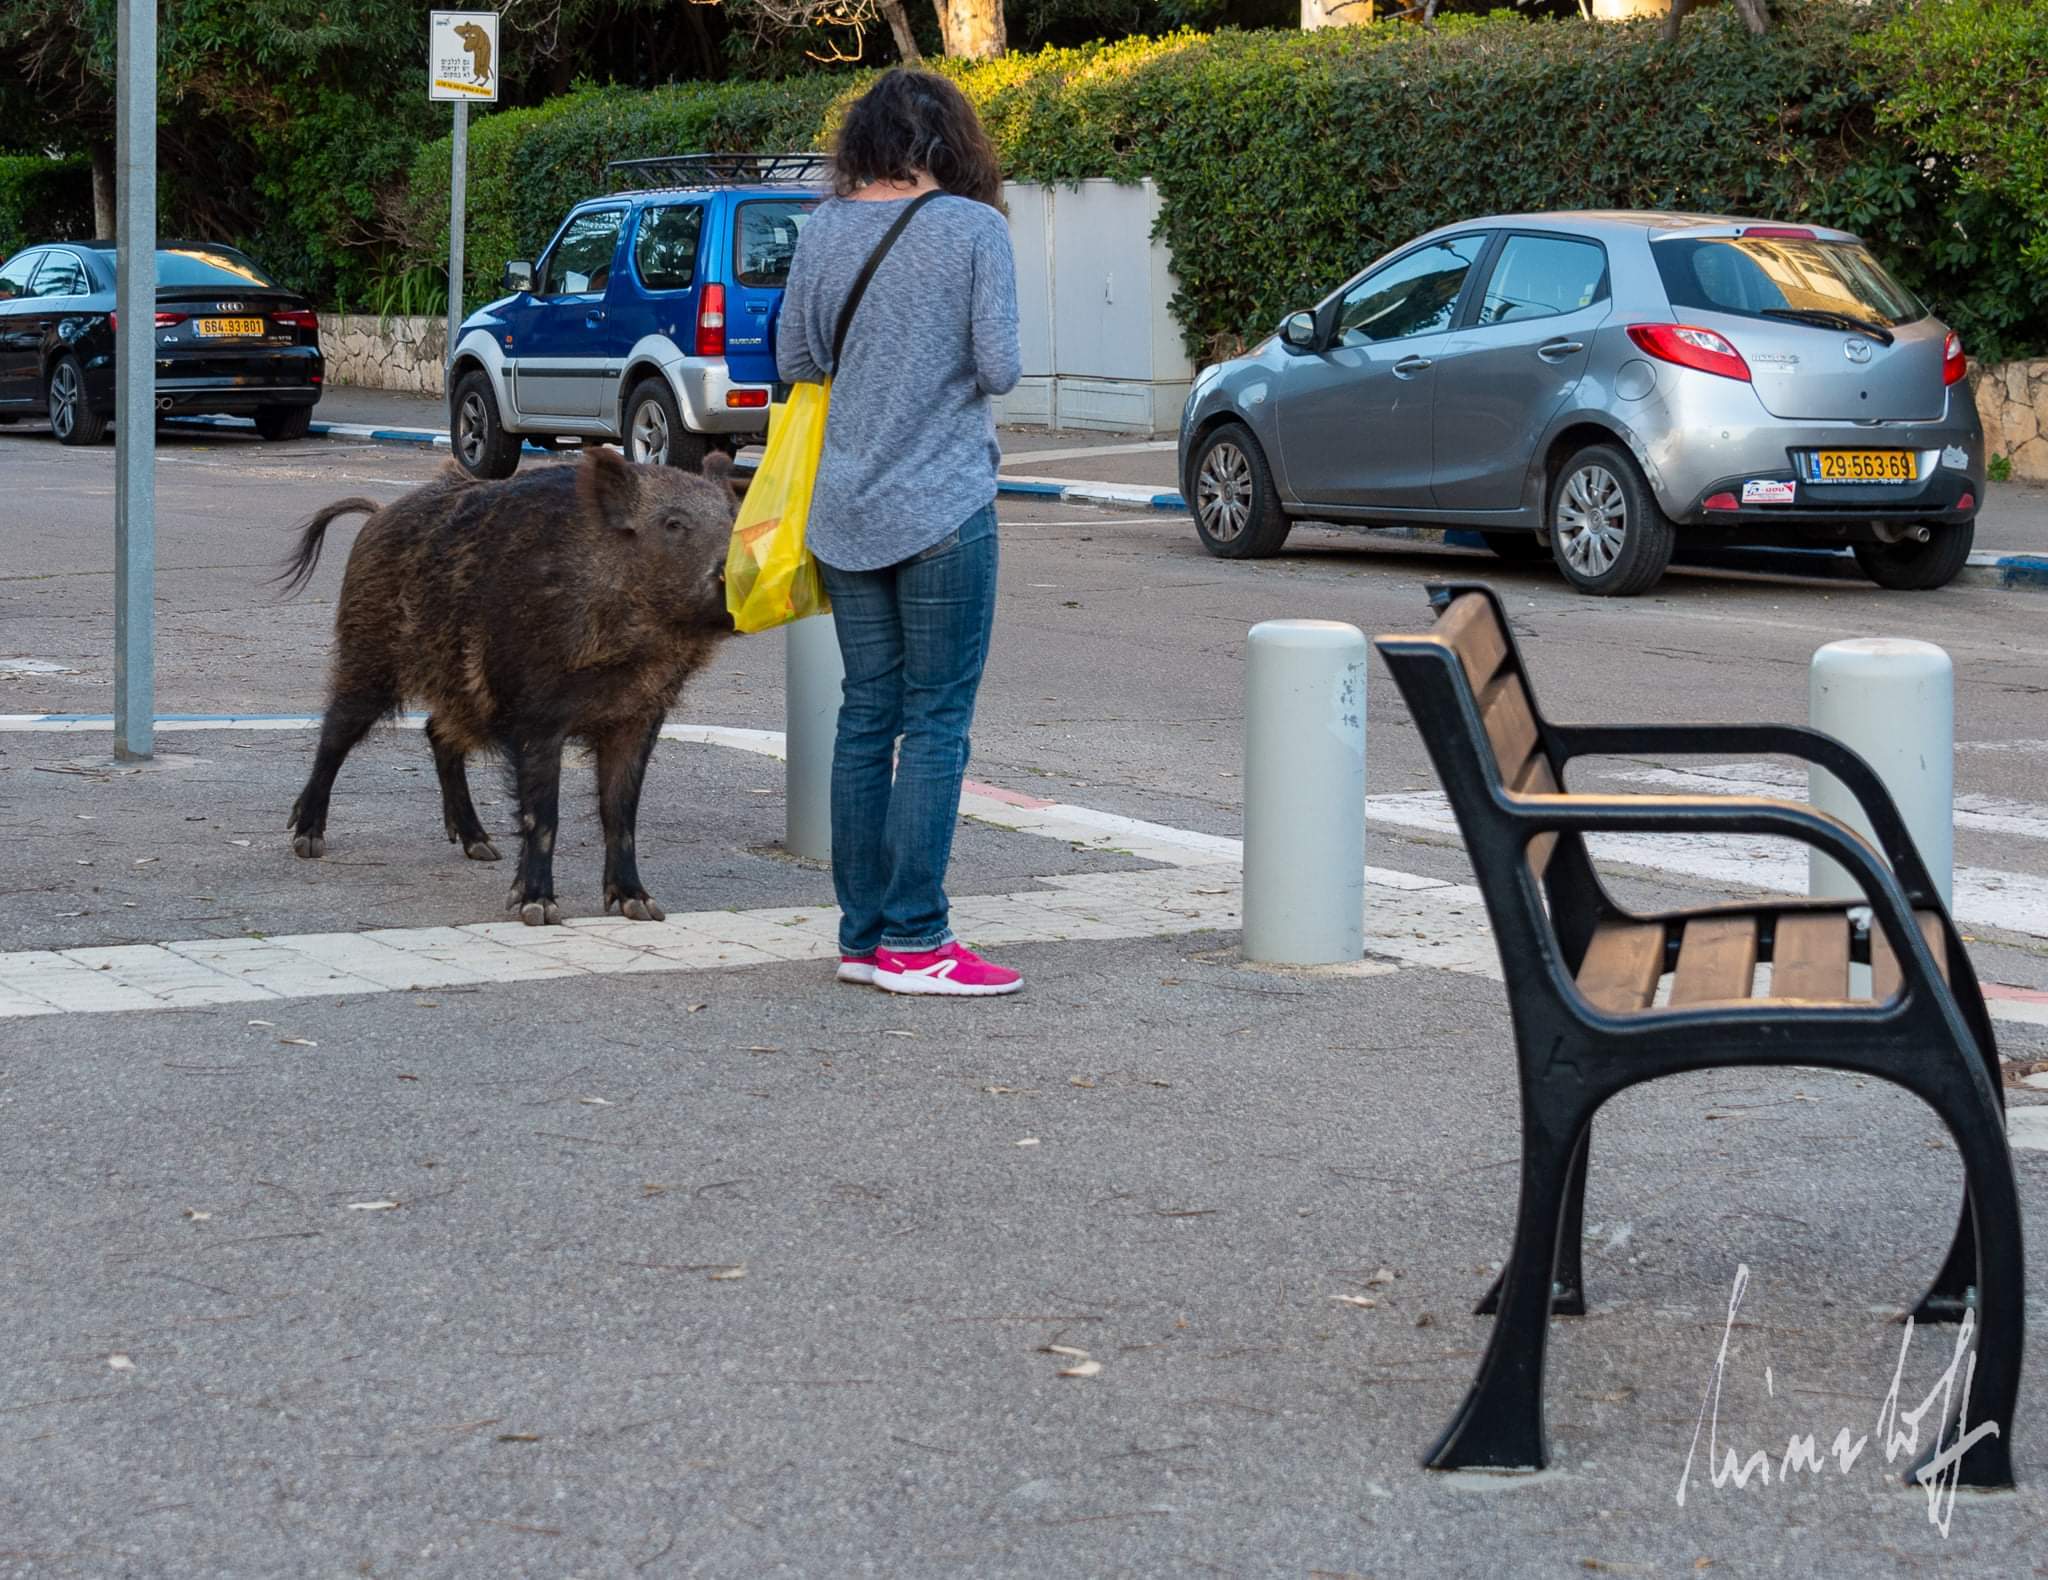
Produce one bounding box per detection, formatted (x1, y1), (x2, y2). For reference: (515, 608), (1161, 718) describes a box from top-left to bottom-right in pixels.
(156, 396), (173, 413)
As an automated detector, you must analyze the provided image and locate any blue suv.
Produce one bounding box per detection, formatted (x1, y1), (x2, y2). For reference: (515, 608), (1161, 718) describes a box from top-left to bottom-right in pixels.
(447, 152), (820, 478)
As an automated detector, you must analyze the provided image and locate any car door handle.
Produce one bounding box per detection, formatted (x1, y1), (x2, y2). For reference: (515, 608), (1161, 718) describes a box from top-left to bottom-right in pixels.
(1394, 355), (1432, 376)
(585, 310), (607, 325)
(1537, 339), (1584, 361)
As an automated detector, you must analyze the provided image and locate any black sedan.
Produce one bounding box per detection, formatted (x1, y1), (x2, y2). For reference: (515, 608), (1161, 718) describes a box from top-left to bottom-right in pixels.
(0, 240), (323, 445)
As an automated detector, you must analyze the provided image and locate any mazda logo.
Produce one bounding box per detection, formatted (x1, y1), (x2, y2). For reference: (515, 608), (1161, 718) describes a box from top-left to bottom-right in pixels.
(1844, 339), (1873, 364)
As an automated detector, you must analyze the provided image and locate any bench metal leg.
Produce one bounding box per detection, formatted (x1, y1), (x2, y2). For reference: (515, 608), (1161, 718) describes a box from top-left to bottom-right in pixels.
(1426, 1106), (1588, 1472)
(1477, 1123), (1589, 1318)
(1910, 1201), (1979, 1325)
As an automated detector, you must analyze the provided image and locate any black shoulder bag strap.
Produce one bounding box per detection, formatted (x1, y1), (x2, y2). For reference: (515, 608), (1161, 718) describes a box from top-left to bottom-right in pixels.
(829, 189), (941, 374)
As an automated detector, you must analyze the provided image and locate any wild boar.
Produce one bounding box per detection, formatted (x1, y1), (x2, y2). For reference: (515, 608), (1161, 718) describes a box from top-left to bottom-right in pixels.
(277, 447), (738, 925)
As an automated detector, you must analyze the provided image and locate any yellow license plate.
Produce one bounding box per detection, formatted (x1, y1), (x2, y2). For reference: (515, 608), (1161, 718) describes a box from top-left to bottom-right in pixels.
(197, 316), (266, 338)
(1807, 449), (1918, 484)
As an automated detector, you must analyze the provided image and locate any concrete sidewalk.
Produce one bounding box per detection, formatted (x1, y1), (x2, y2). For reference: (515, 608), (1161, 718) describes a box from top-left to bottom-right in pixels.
(1, 710), (2045, 1573)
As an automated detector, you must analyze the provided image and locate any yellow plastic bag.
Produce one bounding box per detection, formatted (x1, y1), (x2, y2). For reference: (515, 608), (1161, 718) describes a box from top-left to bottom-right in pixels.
(725, 382), (832, 634)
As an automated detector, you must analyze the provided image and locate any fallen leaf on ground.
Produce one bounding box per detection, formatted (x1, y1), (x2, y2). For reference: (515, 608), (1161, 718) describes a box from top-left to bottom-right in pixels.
(1330, 1295), (1378, 1309)
(229, 840), (250, 847)
(246, 1020), (275, 1028)
(1043, 1345), (1090, 1360)
(1015, 1138), (1041, 1147)
(107, 1355), (135, 1371)
(183, 1209), (211, 1222)
(1366, 1267), (1397, 1287)
(687, 1003), (706, 1013)
(1069, 1077), (1095, 1089)
(133, 857), (157, 866)
(496, 1433), (541, 1443)
(346, 1200), (401, 1212)
(1057, 1360), (1103, 1378)
(984, 1085), (1035, 1096)
(279, 1037), (318, 1048)
(709, 1266), (747, 1281)
(578, 1097), (612, 1106)
(883, 1030), (918, 1039)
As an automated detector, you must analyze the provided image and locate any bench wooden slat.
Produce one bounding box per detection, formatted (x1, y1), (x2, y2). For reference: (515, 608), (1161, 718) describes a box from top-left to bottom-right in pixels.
(1436, 593), (1509, 695)
(1576, 921), (1666, 1012)
(1481, 671), (1542, 788)
(1771, 913), (1850, 1001)
(1871, 911), (1948, 1000)
(1513, 750), (1560, 878)
(1671, 916), (1759, 1005)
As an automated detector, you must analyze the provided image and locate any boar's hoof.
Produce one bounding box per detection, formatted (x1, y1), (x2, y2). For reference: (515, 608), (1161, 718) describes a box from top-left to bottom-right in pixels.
(292, 833), (325, 859)
(464, 839), (501, 862)
(617, 896), (666, 923)
(518, 899), (564, 927)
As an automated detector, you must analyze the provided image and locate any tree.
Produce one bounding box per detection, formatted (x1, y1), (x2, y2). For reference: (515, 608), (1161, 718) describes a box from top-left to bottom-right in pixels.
(1661, 0), (1768, 40)
(936, 0), (1003, 56)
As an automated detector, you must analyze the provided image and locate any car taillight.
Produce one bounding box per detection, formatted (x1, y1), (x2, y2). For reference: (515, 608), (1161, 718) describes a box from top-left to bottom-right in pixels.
(1942, 332), (1966, 387)
(107, 310), (116, 331)
(1627, 323), (1752, 382)
(1702, 492), (1740, 512)
(272, 308), (318, 332)
(726, 389), (768, 409)
(696, 284), (726, 357)
(155, 312), (186, 329)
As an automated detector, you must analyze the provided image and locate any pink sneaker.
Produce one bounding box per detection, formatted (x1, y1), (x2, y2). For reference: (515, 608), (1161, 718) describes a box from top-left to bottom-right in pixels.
(873, 942), (1022, 997)
(837, 953), (878, 985)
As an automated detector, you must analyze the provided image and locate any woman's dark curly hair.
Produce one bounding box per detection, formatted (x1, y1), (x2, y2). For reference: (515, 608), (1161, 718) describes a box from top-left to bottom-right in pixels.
(830, 69), (1004, 210)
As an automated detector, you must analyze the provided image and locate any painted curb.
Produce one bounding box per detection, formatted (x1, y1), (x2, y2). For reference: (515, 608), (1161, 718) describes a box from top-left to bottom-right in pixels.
(191, 413), (2043, 590)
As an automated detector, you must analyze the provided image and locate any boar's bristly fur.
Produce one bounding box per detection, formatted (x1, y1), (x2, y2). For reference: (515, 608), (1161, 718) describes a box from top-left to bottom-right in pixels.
(282, 447), (740, 925)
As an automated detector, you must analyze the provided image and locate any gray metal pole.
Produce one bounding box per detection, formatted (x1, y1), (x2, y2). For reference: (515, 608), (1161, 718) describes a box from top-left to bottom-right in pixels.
(446, 100), (467, 371)
(785, 613), (844, 862)
(1243, 619), (1367, 965)
(113, 0), (157, 762)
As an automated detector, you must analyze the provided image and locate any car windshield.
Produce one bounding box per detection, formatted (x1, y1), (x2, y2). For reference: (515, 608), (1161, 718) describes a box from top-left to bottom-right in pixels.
(155, 247), (279, 289)
(1652, 235), (1923, 329)
(734, 200), (813, 288)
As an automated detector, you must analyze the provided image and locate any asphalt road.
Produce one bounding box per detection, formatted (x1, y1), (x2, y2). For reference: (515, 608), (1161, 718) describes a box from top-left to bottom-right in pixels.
(4, 423), (2048, 1574)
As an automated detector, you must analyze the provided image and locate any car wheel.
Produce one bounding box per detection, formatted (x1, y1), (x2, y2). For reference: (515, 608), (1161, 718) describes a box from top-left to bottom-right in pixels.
(1853, 521), (1974, 591)
(254, 404), (312, 442)
(1480, 531), (1549, 563)
(1548, 443), (1674, 597)
(451, 370), (520, 480)
(1190, 423), (1291, 559)
(624, 377), (706, 469)
(48, 356), (107, 446)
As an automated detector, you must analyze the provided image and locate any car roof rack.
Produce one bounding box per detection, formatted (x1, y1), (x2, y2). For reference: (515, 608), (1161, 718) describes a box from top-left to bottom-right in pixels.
(604, 152), (828, 191)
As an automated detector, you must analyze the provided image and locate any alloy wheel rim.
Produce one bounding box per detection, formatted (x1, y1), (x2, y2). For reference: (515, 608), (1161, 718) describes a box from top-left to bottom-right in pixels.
(1197, 442), (1253, 542)
(457, 392), (488, 466)
(630, 400), (669, 465)
(50, 364), (78, 437)
(1557, 464), (1627, 578)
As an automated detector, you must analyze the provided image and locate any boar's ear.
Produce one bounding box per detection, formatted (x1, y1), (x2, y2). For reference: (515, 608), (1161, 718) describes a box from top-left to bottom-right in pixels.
(701, 451), (740, 508)
(577, 444), (638, 533)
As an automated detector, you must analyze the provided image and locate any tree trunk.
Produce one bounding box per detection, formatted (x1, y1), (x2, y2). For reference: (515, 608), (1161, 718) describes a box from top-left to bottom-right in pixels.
(1729, 0), (1769, 34)
(1302, 0), (1373, 25)
(879, 0), (923, 61)
(933, 0), (1003, 58)
(1660, 0), (1693, 42)
(90, 142), (115, 241)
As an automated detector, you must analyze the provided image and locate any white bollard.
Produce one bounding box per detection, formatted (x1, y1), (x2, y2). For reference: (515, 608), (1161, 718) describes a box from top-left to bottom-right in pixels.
(1243, 619), (1367, 966)
(1808, 637), (1954, 908)
(785, 612), (844, 862)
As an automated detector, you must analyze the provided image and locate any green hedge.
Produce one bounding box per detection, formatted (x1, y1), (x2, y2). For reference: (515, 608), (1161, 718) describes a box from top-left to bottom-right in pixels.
(0, 156), (94, 259)
(405, 3), (2048, 361)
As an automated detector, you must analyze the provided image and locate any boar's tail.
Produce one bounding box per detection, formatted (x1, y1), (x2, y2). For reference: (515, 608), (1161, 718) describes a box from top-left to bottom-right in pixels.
(274, 497), (381, 598)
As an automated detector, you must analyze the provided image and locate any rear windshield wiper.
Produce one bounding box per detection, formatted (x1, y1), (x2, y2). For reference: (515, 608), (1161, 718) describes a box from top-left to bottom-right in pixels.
(1760, 307), (1895, 346)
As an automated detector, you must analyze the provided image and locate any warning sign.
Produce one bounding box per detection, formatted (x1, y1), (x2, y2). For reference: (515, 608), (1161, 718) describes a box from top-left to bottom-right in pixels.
(429, 11), (499, 102)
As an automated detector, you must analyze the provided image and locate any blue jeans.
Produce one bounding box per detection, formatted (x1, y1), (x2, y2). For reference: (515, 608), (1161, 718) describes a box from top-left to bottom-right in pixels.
(817, 504), (999, 955)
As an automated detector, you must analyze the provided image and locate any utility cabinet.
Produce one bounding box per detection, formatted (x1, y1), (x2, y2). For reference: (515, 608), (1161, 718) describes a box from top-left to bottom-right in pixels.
(997, 178), (1193, 435)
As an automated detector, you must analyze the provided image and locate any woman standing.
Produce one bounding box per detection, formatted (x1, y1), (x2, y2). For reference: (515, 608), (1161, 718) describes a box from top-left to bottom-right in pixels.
(776, 70), (1023, 997)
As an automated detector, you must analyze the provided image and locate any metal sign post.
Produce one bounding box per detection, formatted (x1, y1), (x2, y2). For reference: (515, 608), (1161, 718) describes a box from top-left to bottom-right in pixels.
(114, 0), (157, 761)
(430, 11), (499, 371)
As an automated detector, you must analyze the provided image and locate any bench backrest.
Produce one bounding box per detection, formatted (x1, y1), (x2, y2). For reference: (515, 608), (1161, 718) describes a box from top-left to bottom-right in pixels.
(1410, 585), (1561, 878)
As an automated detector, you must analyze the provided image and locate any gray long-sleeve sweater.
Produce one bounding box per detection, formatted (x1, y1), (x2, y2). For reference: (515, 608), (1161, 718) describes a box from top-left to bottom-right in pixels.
(775, 193), (1021, 572)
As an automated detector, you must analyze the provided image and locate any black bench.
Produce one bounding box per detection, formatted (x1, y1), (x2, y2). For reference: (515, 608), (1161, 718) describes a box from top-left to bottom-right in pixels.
(1373, 582), (2022, 1490)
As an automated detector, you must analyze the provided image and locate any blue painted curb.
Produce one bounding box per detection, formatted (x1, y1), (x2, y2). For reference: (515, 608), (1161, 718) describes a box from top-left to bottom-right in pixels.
(1994, 554), (2048, 590)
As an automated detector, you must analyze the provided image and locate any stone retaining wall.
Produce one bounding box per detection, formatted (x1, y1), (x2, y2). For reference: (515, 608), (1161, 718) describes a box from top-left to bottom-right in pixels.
(1975, 359), (2048, 482)
(322, 314), (446, 398)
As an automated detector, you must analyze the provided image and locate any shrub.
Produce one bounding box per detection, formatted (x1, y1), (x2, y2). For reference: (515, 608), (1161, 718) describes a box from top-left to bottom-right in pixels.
(0, 155), (94, 258)
(402, 4), (2048, 360)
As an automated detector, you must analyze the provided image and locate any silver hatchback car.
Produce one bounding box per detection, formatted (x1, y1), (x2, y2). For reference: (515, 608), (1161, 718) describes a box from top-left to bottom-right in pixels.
(1178, 212), (1983, 595)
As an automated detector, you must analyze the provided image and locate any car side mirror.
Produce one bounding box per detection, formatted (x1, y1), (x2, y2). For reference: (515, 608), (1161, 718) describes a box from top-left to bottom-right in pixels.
(503, 260), (535, 295)
(1281, 311), (1319, 351)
